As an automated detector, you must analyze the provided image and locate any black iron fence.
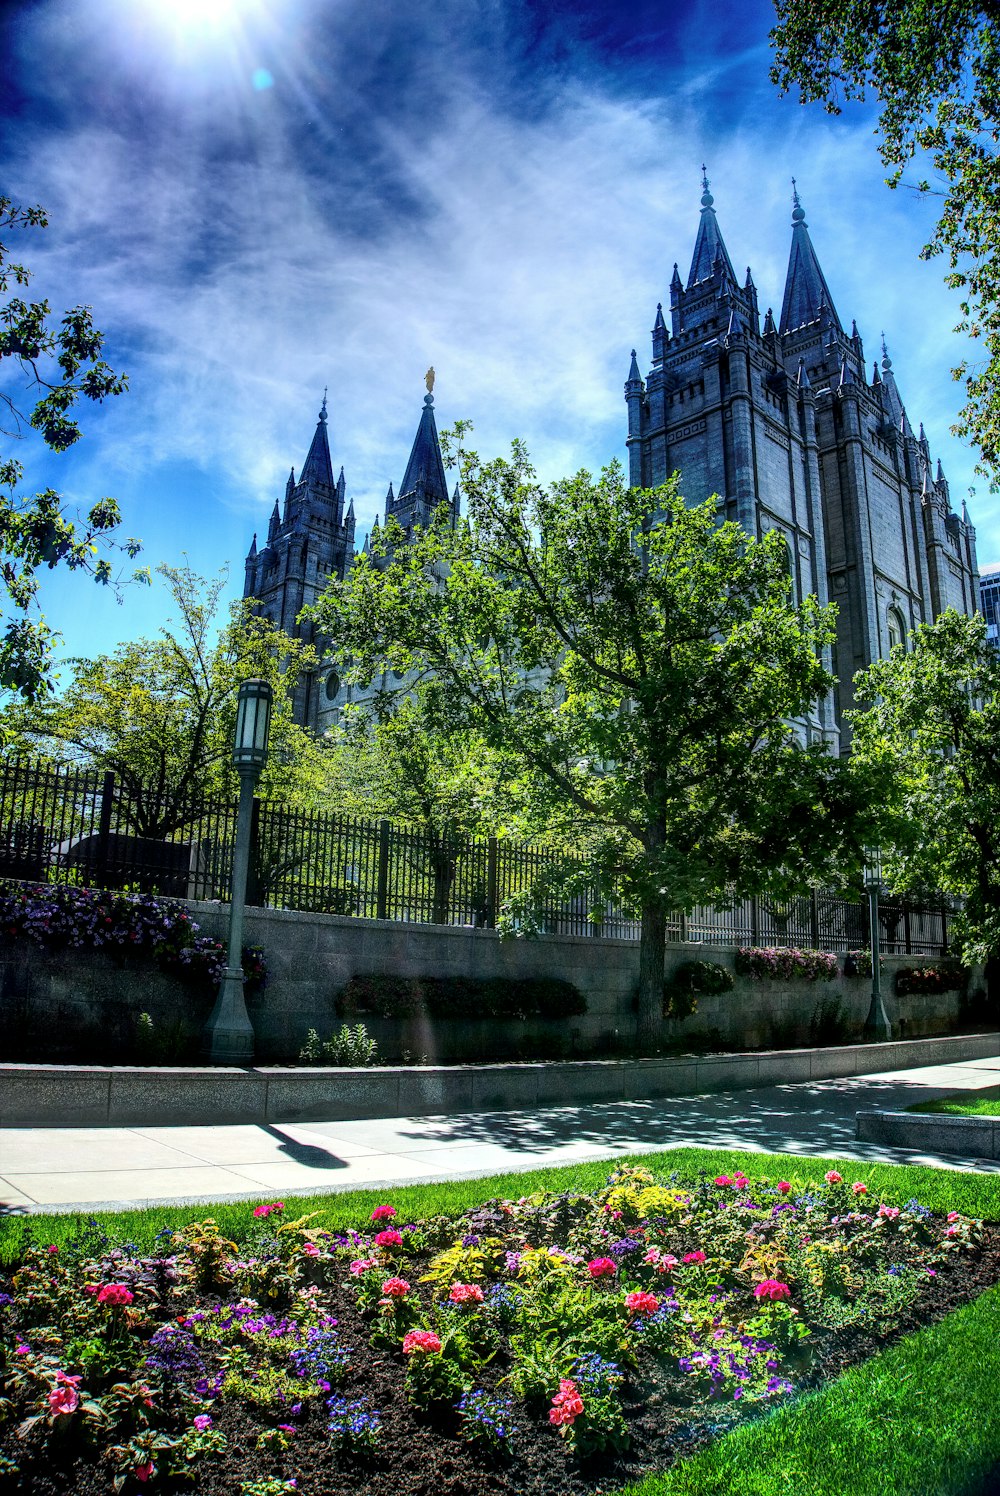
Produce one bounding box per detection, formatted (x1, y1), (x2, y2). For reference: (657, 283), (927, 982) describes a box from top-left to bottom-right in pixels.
(0, 757), (950, 954)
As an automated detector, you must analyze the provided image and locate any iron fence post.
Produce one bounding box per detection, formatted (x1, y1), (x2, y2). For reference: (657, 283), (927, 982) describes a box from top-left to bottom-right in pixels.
(377, 819), (390, 921)
(485, 836), (498, 929)
(95, 771), (115, 890)
(810, 888), (819, 948)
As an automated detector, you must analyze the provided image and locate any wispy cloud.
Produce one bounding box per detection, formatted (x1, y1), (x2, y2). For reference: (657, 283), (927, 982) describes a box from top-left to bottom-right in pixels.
(1, 0), (992, 666)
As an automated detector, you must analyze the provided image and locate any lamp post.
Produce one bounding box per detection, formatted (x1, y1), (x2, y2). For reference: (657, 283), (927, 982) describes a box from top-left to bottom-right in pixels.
(862, 843), (893, 1042)
(202, 679), (273, 1064)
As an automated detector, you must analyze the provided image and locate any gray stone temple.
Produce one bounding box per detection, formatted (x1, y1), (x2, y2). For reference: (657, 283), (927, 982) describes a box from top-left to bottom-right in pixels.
(244, 176), (981, 747)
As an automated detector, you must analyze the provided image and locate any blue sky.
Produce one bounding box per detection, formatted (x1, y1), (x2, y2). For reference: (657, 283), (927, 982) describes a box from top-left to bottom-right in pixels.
(0, 0), (991, 671)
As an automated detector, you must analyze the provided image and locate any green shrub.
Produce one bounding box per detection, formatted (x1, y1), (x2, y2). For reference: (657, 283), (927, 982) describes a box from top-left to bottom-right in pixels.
(895, 962), (965, 997)
(809, 997), (850, 1045)
(338, 974), (586, 1022)
(299, 1023), (379, 1066)
(662, 960), (734, 1020)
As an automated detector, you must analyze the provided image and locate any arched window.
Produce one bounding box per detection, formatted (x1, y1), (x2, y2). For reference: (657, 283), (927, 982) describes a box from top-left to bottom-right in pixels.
(780, 537), (797, 603)
(325, 671), (341, 701)
(887, 608), (907, 654)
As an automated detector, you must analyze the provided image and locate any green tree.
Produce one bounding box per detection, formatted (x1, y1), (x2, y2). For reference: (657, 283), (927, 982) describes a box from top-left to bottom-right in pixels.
(2, 563), (322, 836)
(311, 444), (861, 1047)
(325, 687), (517, 922)
(850, 608), (1000, 965)
(1, 197), (147, 699)
(770, 2), (1000, 478)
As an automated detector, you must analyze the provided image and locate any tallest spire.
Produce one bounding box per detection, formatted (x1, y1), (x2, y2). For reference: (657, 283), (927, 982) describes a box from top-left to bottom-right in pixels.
(779, 182), (841, 335)
(686, 166), (736, 289)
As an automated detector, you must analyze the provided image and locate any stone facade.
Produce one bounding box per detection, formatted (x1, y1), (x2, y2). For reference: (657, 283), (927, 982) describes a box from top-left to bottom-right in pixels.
(627, 178), (980, 744)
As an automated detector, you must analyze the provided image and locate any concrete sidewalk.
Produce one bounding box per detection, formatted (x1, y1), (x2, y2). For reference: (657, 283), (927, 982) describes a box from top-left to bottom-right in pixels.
(2, 1053), (999, 1215)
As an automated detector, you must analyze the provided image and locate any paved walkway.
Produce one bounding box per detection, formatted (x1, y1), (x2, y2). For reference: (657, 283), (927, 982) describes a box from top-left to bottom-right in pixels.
(2, 1053), (999, 1215)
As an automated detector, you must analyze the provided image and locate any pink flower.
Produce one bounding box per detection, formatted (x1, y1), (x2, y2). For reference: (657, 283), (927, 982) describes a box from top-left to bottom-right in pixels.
(852, 1182), (868, 1196)
(878, 1204), (900, 1220)
(777, 1182), (792, 1195)
(946, 1225), (958, 1238)
(253, 1200), (285, 1218)
(14, 1344), (29, 1355)
(46, 1244), (59, 1256)
(374, 1229), (403, 1248)
(97, 1283), (134, 1306)
(193, 1414), (212, 1431)
(48, 1382), (79, 1416)
(586, 1258), (617, 1278)
(371, 1205), (397, 1221)
(947, 1211), (960, 1223)
(302, 1243), (320, 1258)
(83, 1283), (100, 1295)
(754, 1279), (791, 1301)
(625, 1290), (659, 1317)
(449, 1282), (485, 1304)
(549, 1378), (584, 1427)
(714, 1176), (733, 1187)
(824, 1171), (843, 1185)
(134, 1462), (154, 1483)
(402, 1330), (442, 1355)
(349, 1257), (377, 1275)
(733, 1174), (749, 1189)
(682, 1250), (706, 1265)
(381, 1277), (411, 1299)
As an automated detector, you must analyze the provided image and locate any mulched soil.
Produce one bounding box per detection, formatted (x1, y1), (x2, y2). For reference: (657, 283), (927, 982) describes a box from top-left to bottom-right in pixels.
(3, 1227), (1000, 1496)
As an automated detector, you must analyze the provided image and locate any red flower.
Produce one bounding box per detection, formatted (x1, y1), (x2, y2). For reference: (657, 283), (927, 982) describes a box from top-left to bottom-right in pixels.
(754, 1279), (791, 1301)
(624, 1290), (659, 1317)
(549, 1378), (584, 1427)
(682, 1250), (706, 1265)
(449, 1282), (485, 1304)
(381, 1277), (411, 1298)
(371, 1205), (397, 1220)
(97, 1283), (134, 1306)
(402, 1330), (442, 1355)
(586, 1257), (617, 1278)
(777, 1182), (792, 1195)
(374, 1229), (403, 1247)
(134, 1462), (155, 1482)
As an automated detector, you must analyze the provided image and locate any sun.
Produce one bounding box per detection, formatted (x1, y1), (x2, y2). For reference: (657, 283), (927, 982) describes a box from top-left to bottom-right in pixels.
(141, 0), (244, 36)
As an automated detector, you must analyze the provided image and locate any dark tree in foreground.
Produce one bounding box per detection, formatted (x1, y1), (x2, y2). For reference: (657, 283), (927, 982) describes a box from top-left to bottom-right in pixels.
(0, 196), (147, 700)
(771, 1), (1000, 479)
(312, 442), (863, 1048)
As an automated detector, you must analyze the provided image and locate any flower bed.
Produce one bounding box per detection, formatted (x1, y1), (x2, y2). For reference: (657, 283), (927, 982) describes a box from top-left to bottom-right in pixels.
(736, 946), (838, 982)
(0, 880), (266, 995)
(0, 1165), (995, 1496)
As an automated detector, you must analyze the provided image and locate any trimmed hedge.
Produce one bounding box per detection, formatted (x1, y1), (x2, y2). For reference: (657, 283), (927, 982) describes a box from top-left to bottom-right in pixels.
(339, 973), (587, 1022)
(662, 959), (734, 1021)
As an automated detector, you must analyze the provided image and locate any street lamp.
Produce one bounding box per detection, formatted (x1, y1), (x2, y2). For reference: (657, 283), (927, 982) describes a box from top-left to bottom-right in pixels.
(202, 679), (273, 1063)
(862, 843), (893, 1042)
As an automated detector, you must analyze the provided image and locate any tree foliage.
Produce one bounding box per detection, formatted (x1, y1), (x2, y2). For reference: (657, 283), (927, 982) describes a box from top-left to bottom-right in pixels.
(0, 197), (148, 699)
(771, 1), (1000, 478)
(311, 442), (864, 1046)
(850, 608), (1000, 964)
(1, 564), (323, 836)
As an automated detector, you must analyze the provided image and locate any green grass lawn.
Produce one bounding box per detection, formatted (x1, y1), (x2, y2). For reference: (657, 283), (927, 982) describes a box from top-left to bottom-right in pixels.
(909, 1087), (1000, 1117)
(3, 1145), (999, 1496)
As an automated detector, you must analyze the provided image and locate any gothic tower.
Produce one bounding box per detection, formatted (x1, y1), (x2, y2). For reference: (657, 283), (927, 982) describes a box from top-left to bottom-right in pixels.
(243, 394), (355, 732)
(625, 175), (980, 746)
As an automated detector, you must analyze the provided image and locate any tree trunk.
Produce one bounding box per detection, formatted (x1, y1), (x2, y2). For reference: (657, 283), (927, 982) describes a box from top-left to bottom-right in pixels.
(636, 900), (667, 1053)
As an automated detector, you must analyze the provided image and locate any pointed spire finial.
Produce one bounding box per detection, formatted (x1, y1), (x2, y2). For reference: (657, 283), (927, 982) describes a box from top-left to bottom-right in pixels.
(700, 164), (713, 209)
(881, 333), (892, 371)
(791, 177), (805, 223)
(320, 388), (328, 423)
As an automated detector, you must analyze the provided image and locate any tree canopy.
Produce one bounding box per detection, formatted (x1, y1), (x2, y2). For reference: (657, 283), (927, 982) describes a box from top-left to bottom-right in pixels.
(771, 1), (1000, 479)
(311, 442), (865, 1046)
(850, 607), (1000, 966)
(1, 564), (323, 836)
(0, 197), (148, 700)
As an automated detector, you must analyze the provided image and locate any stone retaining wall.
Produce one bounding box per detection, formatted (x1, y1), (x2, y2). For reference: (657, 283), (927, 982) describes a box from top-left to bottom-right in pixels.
(0, 900), (981, 1066)
(855, 1106), (1000, 1160)
(2, 1032), (997, 1128)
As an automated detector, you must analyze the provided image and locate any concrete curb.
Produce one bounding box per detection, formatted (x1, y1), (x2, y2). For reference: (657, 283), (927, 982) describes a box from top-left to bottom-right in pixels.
(856, 1105), (1000, 1160)
(2, 1032), (997, 1128)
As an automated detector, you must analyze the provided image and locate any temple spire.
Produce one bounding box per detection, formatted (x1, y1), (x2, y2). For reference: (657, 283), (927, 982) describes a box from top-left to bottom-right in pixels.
(779, 182), (842, 335)
(686, 167), (736, 289)
(299, 392), (336, 489)
(397, 379), (450, 515)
